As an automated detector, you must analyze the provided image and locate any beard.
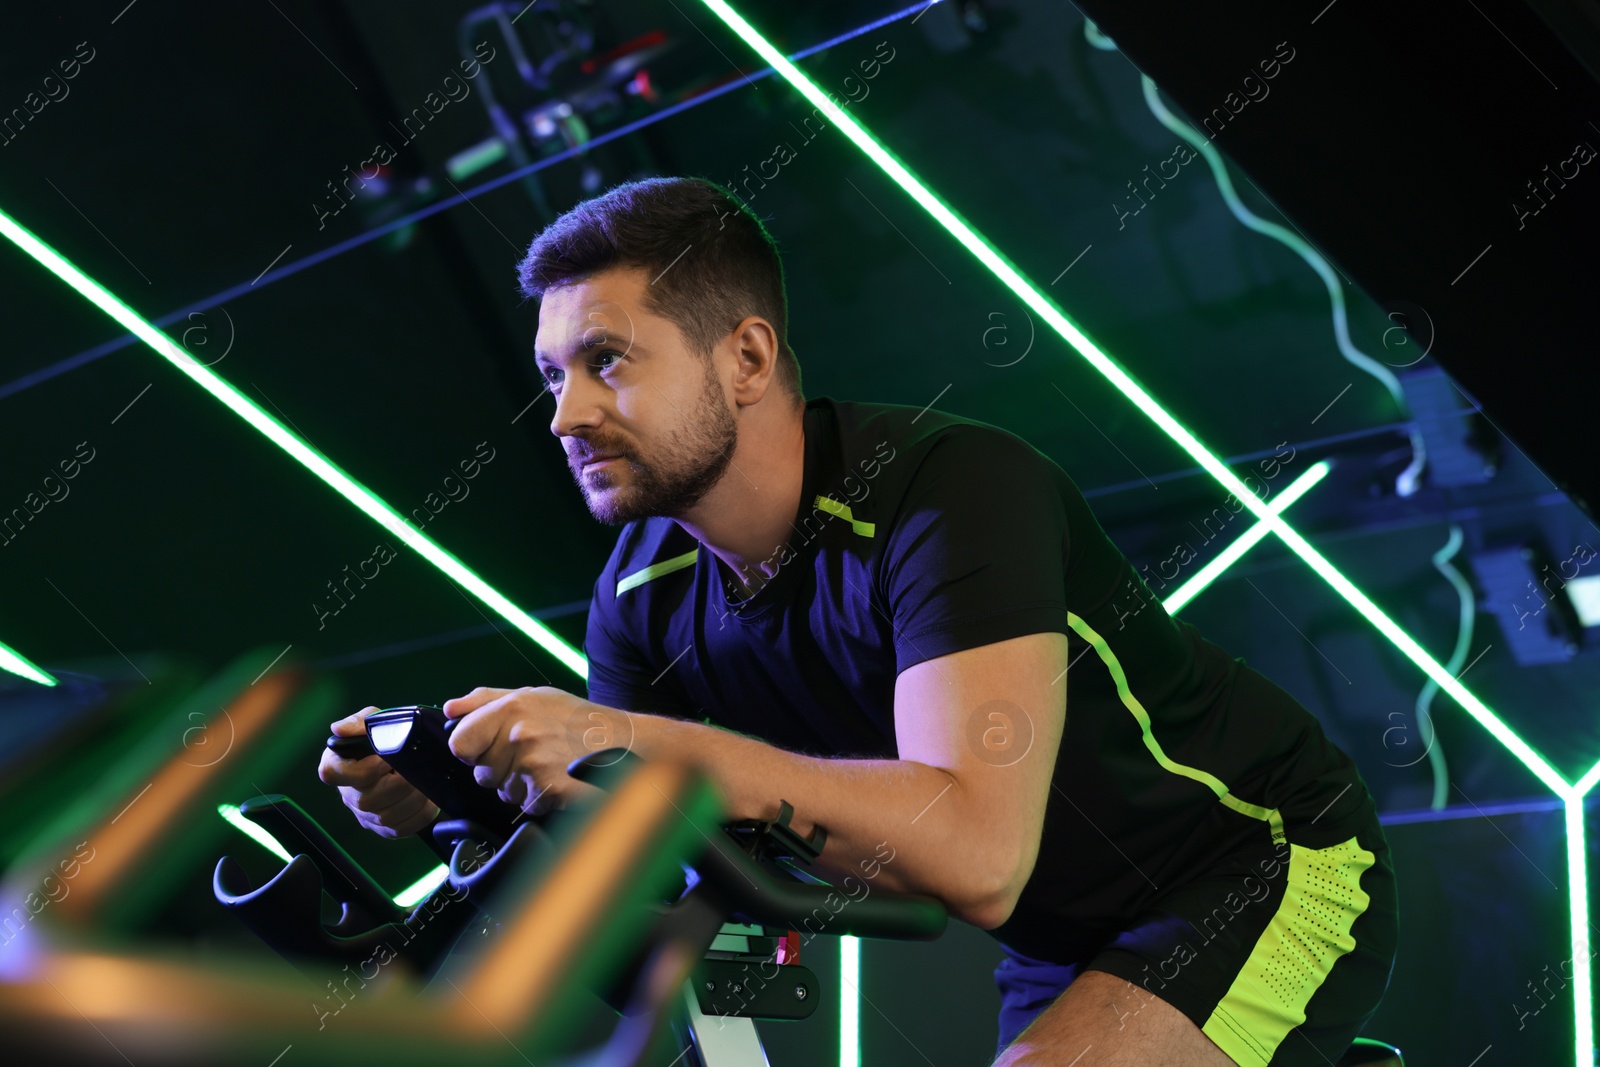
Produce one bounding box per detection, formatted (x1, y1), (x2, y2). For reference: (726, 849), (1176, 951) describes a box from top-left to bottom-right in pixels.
(571, 357), (739, 525)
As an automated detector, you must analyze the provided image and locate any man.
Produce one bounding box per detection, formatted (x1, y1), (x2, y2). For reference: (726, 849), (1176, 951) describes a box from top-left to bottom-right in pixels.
(320, 176), (1397, 1065)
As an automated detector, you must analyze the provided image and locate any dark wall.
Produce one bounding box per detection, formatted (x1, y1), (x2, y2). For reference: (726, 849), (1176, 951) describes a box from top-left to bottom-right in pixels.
(4, 1), (1600, 1062)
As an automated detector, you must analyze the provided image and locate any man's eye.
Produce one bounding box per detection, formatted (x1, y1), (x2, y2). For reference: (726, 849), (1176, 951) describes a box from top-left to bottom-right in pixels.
(592, 350), (624, 371)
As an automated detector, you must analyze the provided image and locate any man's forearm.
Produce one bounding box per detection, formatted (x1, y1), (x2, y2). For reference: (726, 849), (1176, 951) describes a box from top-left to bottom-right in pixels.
(603, 706), (1015, 929)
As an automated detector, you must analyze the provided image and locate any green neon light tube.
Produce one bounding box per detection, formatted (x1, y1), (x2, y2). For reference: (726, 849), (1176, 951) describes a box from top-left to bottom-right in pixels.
(217, 804), (293, 864)
(840, 935), (860, 1067)
(218, 805), (446, 908)
(1567, 797), (1594, 1061)
(693, 0), (1559, 794)
(698, 2), (1599, 1060)
(0, 208), (586, 681)
(393, 865), (450, 908)
(1163, 461), (1330, 616)
(0, 639), (56, 686)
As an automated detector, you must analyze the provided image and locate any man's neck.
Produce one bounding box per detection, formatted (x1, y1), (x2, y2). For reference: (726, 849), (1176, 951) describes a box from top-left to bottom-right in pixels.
(673, 402), (807, 591)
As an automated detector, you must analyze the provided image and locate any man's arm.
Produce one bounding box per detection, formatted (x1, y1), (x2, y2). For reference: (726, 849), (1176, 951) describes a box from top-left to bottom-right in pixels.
(620, 629), (1067, 929)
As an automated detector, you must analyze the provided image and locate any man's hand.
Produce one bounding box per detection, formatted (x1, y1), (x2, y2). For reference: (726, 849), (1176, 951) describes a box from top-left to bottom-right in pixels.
(442, 686), (625, 815)
(318, 706), (441, 838)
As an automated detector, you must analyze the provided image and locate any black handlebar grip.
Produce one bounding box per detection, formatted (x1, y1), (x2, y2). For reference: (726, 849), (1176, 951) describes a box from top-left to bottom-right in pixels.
(237, 794), (407, 928)
(567, 746), (641, 791)
(698, 829), (947, 941)
(363, 706), (525, 842)
(327, 733), (376, 760)
(567, 747), (946, 940)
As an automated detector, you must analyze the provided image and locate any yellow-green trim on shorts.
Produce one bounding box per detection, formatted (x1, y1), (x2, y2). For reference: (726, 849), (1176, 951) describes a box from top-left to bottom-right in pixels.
(1201, 836), (1376, 1065)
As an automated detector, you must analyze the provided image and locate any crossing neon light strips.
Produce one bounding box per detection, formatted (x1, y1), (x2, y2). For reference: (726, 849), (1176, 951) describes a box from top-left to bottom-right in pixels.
(694, 2), (1599, 1061)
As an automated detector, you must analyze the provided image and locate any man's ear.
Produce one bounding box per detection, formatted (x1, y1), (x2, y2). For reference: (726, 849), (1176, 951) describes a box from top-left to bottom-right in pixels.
(728, 316), (781, 404)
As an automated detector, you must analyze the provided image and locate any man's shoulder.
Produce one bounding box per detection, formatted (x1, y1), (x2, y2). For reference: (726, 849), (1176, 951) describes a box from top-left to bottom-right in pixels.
(823, 397), (1055, 470)
(816, 398), (1073, 553)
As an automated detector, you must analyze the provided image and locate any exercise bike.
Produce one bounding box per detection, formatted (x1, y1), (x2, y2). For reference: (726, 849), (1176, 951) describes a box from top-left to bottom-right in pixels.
(213, 705), (947, 1066)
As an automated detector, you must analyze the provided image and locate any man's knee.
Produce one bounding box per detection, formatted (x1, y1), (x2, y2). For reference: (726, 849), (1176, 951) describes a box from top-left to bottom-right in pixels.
(992, 970), (1234, 1066)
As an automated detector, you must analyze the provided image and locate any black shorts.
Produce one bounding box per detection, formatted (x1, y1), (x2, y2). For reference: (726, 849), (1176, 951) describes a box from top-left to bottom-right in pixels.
(994, 814), (1398, 1065)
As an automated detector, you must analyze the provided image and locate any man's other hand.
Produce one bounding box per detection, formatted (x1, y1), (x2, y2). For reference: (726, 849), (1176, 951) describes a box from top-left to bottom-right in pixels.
(317, 705), (441, 838)
(443, 686), (621, 816)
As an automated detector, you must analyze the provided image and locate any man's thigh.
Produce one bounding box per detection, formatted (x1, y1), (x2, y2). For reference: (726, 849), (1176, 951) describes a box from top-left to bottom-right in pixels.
(993, 820), (1397, 1066)
(993, 969), (1235, 1066)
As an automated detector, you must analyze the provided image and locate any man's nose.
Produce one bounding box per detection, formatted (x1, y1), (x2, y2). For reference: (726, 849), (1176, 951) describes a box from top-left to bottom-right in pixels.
(549, 375), (602, 439)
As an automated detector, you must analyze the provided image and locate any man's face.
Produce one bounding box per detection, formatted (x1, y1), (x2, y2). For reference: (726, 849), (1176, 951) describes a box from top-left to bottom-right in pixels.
(535, 267), (738, 525)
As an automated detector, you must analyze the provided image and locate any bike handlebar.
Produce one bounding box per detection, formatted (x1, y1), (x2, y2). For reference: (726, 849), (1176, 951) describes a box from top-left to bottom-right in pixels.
(569, 747), (947, 942)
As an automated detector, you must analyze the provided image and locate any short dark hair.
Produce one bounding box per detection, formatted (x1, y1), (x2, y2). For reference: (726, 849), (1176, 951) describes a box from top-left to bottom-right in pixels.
(516, 176), (803, 406)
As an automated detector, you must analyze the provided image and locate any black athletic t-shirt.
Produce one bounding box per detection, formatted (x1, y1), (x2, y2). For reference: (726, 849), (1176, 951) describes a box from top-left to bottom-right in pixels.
(582, 396), (1374, 963)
